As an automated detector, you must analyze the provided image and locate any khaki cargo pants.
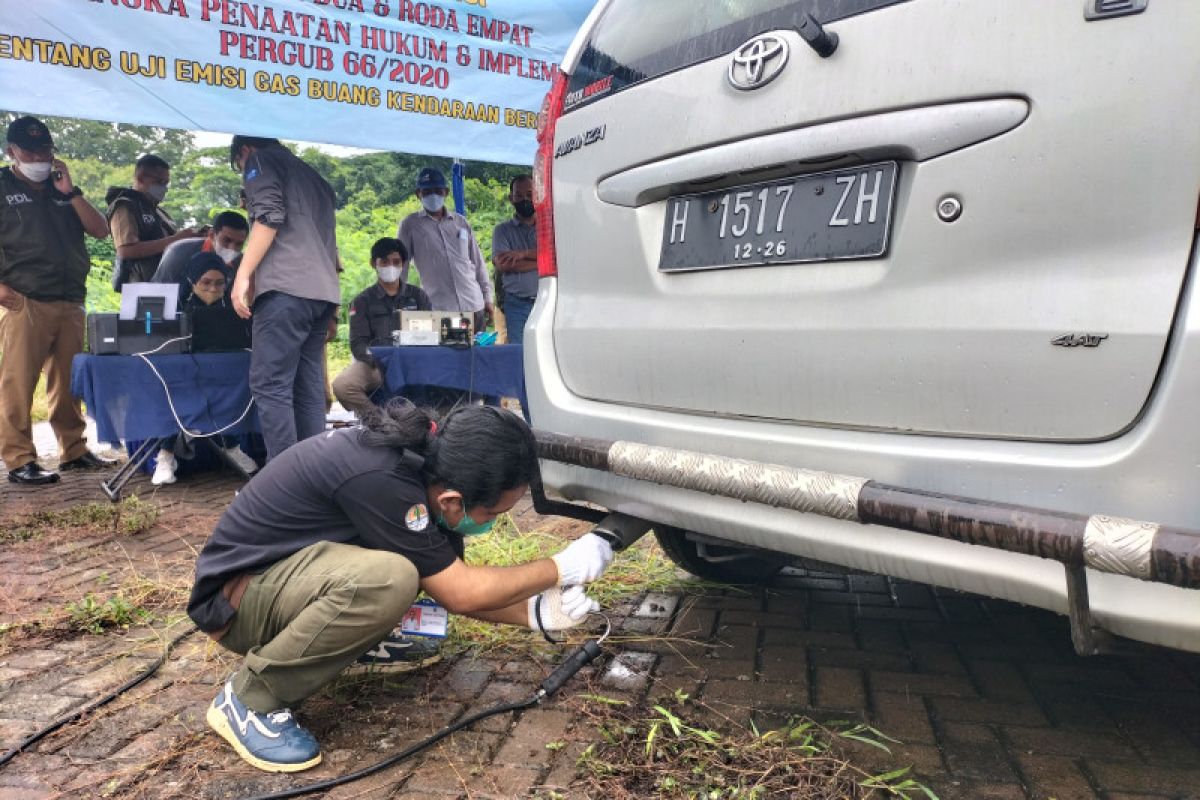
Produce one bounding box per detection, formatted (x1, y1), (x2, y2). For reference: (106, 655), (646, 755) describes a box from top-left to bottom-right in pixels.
(218, 541), (420, 713)
(0, 296), (88, 470)
(330, 359), (383, 419)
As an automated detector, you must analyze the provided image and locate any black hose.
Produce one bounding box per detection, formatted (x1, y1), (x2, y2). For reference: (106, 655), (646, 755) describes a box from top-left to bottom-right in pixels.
(241, 696), (537, 800)
(242, 638), (607, 800)
(0, 624), (198, 768)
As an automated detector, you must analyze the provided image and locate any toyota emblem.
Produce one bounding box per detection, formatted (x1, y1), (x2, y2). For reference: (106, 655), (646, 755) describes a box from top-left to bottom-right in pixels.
(728, 34), (789, 90)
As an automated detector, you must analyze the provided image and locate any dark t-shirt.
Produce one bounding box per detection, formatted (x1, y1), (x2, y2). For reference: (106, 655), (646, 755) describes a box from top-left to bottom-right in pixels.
(187, 427), (463, 632)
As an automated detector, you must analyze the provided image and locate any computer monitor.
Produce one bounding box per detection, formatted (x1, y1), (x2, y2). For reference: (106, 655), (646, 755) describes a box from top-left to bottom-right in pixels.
(119, 282), (179, 322)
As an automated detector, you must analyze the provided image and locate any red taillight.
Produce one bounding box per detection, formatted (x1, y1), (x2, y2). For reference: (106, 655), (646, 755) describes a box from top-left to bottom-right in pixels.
(535, 72), (569, 278)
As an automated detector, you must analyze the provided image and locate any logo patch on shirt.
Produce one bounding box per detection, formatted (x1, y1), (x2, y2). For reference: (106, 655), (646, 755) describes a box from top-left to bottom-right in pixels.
(405, 503), (430, 531)
(245, 167), (260, 182)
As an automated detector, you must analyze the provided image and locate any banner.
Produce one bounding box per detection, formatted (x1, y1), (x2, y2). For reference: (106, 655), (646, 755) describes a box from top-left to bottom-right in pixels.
(0, 0), (596, 164)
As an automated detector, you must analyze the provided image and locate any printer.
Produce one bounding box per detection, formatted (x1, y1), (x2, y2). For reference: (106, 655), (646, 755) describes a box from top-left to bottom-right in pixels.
(391, 310), (474, 347)
(87, 283), (190, 355)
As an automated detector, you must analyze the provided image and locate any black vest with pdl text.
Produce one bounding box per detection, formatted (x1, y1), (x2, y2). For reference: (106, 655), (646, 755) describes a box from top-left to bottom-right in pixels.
(105, 187), (177, 288)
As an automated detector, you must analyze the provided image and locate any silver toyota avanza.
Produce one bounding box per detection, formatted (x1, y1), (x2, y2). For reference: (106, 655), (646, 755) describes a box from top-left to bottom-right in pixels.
(528, 0), (1200, 651)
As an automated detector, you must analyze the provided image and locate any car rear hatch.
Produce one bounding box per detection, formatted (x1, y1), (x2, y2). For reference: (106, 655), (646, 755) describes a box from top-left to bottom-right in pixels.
(548, 0), (1200, 441)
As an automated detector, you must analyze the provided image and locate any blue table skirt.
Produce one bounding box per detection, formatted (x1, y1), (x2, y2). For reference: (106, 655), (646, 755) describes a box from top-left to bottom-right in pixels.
(371, 344), (526, 410)
(71, 352), (260, 447)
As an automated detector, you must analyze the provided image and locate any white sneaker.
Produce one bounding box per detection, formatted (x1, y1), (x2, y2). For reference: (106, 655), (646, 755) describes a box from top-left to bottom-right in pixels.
(151, 450), (177, 485)
(224, 446), (258, 475)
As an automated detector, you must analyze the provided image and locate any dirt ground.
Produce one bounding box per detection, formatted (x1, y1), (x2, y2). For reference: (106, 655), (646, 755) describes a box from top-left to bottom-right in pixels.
(2, 467), (1199, 799)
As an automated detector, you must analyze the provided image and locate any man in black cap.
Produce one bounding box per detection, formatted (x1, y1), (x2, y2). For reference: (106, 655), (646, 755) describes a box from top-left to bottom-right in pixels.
(397, 167), (492, 332)
(0, 116), (114, 484)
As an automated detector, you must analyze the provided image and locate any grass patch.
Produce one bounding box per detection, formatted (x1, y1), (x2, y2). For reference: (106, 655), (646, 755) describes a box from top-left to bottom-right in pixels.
(444, 516), (697, 656)
(2, 570), (190, 649)
(2, 497), (159, 544)
(569, 690), (938, 799)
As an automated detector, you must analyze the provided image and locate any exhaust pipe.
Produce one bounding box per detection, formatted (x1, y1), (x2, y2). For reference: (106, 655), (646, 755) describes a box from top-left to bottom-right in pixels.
(589, 513), (654, 552)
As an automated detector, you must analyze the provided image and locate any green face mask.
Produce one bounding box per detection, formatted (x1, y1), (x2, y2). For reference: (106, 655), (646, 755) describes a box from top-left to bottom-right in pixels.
(438, 511), (495, 537)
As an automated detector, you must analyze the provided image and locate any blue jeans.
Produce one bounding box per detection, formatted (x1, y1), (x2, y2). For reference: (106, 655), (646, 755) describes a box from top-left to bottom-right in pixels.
(250, 292), (336, 462)
(504, 293), (535, 345)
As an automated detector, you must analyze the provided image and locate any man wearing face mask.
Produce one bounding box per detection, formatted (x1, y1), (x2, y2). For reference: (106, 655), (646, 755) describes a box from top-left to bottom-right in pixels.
(332, 237), (431, 419)
(106, 154), (202, 289)
(0, 115), (113, 485)
(152, 210), (249, 285)
(491, 175), (538, 345)
(397, 167), (492, 333)
(189, 402), (614, 772)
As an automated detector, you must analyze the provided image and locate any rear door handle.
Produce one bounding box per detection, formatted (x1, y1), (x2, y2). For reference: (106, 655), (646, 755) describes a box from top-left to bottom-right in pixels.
(596, 98), (1029, 208)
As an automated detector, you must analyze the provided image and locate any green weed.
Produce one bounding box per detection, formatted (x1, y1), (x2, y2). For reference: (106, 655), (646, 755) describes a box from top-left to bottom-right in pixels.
(66, 593), (150, 634)
(573, 692), (939, 799)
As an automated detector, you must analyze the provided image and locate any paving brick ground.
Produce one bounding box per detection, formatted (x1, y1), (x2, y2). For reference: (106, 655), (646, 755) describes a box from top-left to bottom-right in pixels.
(2, 463), (1199, 799)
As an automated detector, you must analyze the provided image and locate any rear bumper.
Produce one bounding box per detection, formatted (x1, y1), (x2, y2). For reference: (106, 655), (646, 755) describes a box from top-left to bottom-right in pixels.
(526, 275), (1200, 652)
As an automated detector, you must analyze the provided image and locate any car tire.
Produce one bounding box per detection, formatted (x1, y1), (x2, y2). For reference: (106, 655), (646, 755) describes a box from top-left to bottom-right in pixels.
(653, 525), (788, 585)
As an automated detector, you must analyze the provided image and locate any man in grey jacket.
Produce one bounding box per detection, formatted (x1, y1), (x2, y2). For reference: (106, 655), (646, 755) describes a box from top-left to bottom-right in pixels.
(229, 136), (340, 461)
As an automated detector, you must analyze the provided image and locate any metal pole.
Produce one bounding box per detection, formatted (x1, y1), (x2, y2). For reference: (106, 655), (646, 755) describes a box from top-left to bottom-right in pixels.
(451, 159), (467, 217)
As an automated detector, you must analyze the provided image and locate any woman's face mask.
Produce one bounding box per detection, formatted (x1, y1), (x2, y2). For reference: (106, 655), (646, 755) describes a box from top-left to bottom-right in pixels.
(191, 270), (227, 306)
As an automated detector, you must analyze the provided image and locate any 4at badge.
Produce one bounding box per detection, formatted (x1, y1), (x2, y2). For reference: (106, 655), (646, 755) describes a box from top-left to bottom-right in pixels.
(405, 503), (430, 531)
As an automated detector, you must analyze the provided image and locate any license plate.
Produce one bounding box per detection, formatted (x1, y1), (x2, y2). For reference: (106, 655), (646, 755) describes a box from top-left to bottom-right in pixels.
(658, 161), (898, 272)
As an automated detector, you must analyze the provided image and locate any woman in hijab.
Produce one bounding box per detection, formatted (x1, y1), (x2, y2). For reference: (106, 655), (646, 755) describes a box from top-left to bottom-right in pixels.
(152, 252), (258, 485)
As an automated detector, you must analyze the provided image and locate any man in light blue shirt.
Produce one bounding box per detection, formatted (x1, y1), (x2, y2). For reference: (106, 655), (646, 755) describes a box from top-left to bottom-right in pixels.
(397, 167), (492, 332)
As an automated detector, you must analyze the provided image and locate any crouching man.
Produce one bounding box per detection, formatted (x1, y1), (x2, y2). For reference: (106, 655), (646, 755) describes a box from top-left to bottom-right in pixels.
(186, 402), (613, 772)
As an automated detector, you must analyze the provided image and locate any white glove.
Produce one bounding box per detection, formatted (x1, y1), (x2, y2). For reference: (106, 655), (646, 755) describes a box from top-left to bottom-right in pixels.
(551, 532), (614, 586)
(527, 585), (599, 631)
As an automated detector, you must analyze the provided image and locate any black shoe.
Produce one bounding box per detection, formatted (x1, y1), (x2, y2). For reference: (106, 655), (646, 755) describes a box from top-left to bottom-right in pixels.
(58, 451), (117, 471)
(345, 632), (442, 675)
(7, 462), (61, 485)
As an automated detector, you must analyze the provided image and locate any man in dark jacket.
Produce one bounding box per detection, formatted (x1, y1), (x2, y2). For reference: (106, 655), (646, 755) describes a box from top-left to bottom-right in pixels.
(332, 237), (430, 417)
(229, 136), (341, 461)
(0, 116), (113, 484)
(107, 154), (202, 288)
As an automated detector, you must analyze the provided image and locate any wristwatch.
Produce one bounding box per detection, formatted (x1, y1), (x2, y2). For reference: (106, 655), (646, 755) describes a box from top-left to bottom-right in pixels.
(64, 187), (83, 199)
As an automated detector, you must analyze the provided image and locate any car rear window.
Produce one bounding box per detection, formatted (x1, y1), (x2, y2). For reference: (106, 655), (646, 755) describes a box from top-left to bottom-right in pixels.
(566, 0), (909, 111)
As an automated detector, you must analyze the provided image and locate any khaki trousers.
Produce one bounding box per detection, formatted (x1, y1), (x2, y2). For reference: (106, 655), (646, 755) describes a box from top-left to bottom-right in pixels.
(0, 296), (87, 469)
(330, 359), (383, 419)
(219, 541), (420, 713)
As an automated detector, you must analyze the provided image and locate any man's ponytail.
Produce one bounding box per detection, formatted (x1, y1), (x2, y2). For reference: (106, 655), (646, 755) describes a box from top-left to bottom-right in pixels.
(357, 398), (434, 452)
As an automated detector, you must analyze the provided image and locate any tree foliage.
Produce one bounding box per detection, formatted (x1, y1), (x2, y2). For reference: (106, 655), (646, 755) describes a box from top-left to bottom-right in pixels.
(0, 111), (193, 165)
